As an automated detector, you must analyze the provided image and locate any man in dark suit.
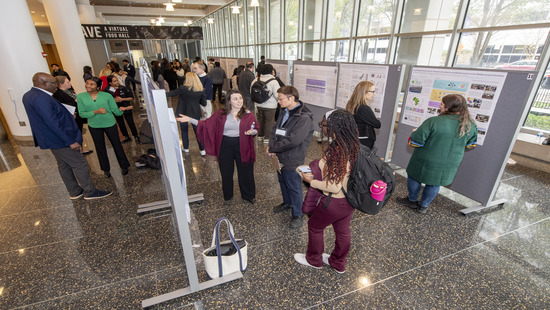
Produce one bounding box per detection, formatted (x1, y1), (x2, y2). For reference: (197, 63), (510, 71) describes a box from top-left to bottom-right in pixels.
(238, 62), (256, 112)
(51, 64), (70, 81)
(122, 59), (137, 92)
(22, 72), (112, 200)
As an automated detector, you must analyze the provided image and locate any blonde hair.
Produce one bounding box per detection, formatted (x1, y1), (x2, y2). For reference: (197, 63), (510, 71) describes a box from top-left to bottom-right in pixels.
(345, 81), (374, 114)
(184, 72), (204, 92)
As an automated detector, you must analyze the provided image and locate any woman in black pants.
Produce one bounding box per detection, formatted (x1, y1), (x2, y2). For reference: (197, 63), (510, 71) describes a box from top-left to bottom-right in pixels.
(104, 75), (139, 143)
(77, 77), (130, 178)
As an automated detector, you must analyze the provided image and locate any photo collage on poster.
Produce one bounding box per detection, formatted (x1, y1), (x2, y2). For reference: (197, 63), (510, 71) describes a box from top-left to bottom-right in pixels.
(336, 64), (389, 118)
(401, 67), (508, 145)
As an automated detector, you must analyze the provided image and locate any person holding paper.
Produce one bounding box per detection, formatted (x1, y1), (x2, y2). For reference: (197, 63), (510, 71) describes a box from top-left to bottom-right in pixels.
(267, 86), (314, 229)
(294, 109), (358, 274)
(77, 77), (130, 178)
(345, 81), (381, 149)
(176, 90), (258, 204)
(22, 73), (112, 200)
(397, 94), (477, 214)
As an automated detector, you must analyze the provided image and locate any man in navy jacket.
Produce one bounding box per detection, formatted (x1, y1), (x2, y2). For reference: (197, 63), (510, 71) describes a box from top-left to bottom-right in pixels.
(22, 72), (112, 200)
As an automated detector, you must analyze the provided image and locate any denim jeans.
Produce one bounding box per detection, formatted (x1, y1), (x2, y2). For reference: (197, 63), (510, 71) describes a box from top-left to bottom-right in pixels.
(407, 176), (440, 208)
(180, 122), (204, 151)
(277, 169), (303, 217)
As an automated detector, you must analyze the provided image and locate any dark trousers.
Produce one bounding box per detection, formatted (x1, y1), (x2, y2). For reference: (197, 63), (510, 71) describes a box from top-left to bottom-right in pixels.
(359, 138), (375, 149)
(212, 84), (223, 102)
(244, 96), (254, 113)
(180, 122), (204, 150)
(89, 124), (130, 172)
(51, 147), (96, 196)
(306, 195), (354, 272)
(277, 169), (303, 217)
(257, 107), (276, 137)
(115, 110), (138, 138)
(218, 136), (255, 201)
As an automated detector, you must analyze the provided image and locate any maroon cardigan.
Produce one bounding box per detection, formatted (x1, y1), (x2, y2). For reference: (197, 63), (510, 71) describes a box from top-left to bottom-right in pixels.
(196, 110), (258, 165)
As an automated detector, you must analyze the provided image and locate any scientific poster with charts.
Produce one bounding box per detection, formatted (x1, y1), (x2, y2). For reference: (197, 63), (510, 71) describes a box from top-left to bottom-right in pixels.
(293, 63), (339, 109)
(336, 63), (389, 118)
(402, 67), (507, 145)
(269, 63), (289, 85)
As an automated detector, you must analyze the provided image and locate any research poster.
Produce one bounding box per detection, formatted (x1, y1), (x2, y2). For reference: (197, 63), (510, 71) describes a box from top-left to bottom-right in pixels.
(336, 64), (389, 118)
(293, 63), (339, 109)
(268, 62), (289, 85)
(402, 67), (507, 145)
(220, 58), (238, 77)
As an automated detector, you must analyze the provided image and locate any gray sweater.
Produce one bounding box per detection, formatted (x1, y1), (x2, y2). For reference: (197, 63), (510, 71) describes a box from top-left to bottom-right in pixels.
(208, 67), (226, 84)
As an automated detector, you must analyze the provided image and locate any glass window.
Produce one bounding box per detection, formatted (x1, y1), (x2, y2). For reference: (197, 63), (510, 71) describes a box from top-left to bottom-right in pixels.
(223, 9), (231, 46)
(465, 0), (549, 28)
(257, 0), (268, 44)
(285, 0), (299, 41)
(400, 0), (460, 33)
(303, 0), (323, 40)
(248, 5), (255, 44)
(326, 0), (355, 39)
(237, 1), (246, 45)
(395, 34), (451, 66)
(270, 0), (281, 43)
(524, 63), (550, 131)
(303, 42), (320, 61)
(357, 0), (395, 36)
(354, 37), (389, 63)
(324, 40), (350, 62)
(454, 28), (549, 69)
(270, 44), (281, 59)
(284, 43), (298, 60)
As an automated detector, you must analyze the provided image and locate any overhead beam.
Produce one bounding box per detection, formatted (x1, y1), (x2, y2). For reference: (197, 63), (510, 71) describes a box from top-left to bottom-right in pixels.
(101, 0), (229, 5)
(93, 6), (205, 17)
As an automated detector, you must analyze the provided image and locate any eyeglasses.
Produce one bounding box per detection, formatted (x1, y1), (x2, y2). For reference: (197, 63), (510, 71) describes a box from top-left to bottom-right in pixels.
(367, 90), (376, 93)
(318, 121), (327, 128)
(277, 95), (291, 102)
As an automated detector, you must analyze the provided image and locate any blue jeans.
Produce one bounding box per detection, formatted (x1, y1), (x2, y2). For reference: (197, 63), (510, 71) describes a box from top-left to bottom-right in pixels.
(278, 169), (303, 217)
(407, 176), (440, 208)
(180, 122), (204, 150)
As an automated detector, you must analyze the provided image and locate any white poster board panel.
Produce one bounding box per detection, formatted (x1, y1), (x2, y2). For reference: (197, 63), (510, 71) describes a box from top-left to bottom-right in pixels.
(336, 64), (389, 117)
(270, 63), (289, 85)
(293, 63), (339, 109)
(401, 67), (507, 145)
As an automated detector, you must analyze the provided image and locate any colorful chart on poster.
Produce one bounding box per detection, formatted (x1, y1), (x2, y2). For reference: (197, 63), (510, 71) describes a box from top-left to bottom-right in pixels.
(293, 63), (339, 109)
(402, 67), (507, 145)
(336, 64), (389, 118)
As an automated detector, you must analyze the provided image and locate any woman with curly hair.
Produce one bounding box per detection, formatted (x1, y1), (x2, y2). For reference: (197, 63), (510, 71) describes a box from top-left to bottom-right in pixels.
(294, 109), (359, 274)
(346, 80), (381, 149)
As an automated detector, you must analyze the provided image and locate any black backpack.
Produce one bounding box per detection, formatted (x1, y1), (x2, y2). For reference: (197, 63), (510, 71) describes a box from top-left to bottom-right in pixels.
(342, 145), (395, 215)
(250, 78), (276, 103)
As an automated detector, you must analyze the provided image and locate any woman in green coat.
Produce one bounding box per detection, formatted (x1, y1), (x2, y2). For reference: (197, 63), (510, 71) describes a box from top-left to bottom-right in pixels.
(397, 94), (477, 214)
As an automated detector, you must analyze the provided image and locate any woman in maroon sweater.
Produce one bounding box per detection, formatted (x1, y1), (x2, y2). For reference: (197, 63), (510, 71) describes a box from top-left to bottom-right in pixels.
(176, 90), (259, 203)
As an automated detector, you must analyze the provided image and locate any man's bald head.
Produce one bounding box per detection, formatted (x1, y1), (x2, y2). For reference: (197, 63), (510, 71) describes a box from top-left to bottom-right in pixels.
(33, 72), (58, 93)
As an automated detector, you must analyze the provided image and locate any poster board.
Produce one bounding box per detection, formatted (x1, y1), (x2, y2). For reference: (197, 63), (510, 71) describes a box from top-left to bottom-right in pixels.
(392, 66), (536, 206)
(293, 61), (339, 109)
(266, 59), (290, 86)
(336, 63), (390, 118)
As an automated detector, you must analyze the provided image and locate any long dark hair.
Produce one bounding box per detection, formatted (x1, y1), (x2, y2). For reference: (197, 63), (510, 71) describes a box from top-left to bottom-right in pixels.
(222, 90), (248, 120)
(85, 76), (102, 91)
(440, 94), (474, 137)
(322, 109), (359, 185)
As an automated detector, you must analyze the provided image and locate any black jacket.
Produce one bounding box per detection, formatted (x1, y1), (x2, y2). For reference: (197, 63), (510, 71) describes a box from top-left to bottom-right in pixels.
(238, 69), (255, 98)
(124, 64), (136, 78)
(268, 101), (314, 170)
(166, 86), (206, 120)
(103, 85), (133, 108)
(354, 105), (381, 145)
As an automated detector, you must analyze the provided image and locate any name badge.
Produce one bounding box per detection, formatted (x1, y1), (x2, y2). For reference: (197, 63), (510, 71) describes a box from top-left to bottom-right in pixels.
(275, 128), (287, 136)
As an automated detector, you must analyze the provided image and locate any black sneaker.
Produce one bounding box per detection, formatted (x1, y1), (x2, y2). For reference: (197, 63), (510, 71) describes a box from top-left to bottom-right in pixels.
(416, 205), (429, 214)
(289, 215), (303, 229)
(396, 197), (418, 209)
(273, 203), (291, 213)
(70, 190), (84, 200)
(84, 190), (113, 200)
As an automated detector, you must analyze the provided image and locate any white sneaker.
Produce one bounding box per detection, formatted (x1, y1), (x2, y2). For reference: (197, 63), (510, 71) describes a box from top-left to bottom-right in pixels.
(182, 148), (189, 153)
(322, 253), (330, 265)
(294, 253), (321, 269)
(263, 138), (270, 144)
(200, 150), (206, 156)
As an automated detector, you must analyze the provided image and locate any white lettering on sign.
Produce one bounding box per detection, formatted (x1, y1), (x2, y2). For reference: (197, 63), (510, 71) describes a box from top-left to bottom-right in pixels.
(82, 26), (103, 39)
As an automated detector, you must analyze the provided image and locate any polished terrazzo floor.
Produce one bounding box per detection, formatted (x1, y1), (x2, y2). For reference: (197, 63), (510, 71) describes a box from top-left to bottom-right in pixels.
(0, 117), (549, 309)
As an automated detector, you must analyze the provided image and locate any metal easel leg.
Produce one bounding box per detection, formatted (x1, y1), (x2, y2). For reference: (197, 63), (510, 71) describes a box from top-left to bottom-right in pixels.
(137, 193), (205, 214)
(460, 198), (506, 215)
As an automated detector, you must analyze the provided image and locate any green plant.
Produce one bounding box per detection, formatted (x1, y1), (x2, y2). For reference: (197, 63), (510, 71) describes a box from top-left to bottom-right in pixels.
(524, 113), (550, 131)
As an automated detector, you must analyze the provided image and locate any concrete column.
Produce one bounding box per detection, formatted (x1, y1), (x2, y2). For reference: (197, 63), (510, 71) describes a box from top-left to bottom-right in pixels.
(0, 0), (49, 140)
(75, 0), (97, 24)
(43, 0), (93, 94)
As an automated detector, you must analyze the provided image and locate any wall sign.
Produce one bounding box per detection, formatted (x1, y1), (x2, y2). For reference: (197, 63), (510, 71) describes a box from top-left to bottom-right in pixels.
(81, 24), (203, 40)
